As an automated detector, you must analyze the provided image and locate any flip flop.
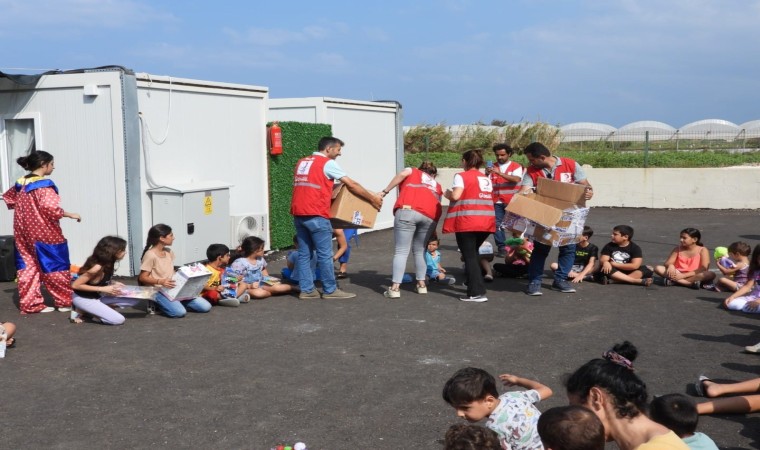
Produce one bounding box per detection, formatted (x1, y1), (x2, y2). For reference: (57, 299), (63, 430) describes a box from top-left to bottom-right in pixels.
(694, 375), (711, 397)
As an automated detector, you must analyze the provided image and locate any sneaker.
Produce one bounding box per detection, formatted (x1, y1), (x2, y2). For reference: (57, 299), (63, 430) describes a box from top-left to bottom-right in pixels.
(701, 283), (718, 292)
(322, 288), (357, 299)
(526, 282), (543, 296)
(663, 278), (674, 287)
(414, 285), (428, 294)
(57, 306), (73, 312)
(744, 342), (760, 354)
(146, 302), (156, 315)
(460, 295), (488, 302)
(597, 274), (610, 285)
(444, 276), (456, 285)
(299, 289), (321, 300)
(237, 293), (251, 303)
(484, 274), (494, 282)
(691, 281), (701, 290)
(552, 280), (577, 293)
(383, 288), (401, 299)
(218, 297), (241, 307)
(40, 306), (56, 313)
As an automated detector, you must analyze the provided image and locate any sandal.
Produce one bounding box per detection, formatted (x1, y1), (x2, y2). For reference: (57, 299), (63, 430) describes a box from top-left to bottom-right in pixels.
(694, 375), (711, 397)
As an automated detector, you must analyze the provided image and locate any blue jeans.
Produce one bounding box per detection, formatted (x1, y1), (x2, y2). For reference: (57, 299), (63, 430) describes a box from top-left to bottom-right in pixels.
(528, 242), (576, 284)
(294, 216), (337, 295)
(391, 209), (435, 284)
(154, 292), (212, 318)
(494, 202), (507, 250)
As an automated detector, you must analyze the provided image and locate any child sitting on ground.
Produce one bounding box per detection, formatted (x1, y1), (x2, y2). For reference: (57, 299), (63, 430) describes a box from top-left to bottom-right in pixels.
(723, 243), (760, 314)
(714, 241), (750, 292)
(551, 226), (598, 283)
(442, 367), (552, 450)
(281, 235), (319, 283)
(230, 236), (293, 299)
(537, 405), (605, 450)
(595, 225), (654, 286)
(493, 233), (533, 278)
(202, 243), (250, 306)
(654, 227), (716, 289)
(443, 424), (501, 450)
(426, 237), (456, 285)
(649, 394), (719, 450)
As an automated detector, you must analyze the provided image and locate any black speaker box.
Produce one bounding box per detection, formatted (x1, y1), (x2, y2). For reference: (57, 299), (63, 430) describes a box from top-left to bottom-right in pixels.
(0, 235), (17, 282)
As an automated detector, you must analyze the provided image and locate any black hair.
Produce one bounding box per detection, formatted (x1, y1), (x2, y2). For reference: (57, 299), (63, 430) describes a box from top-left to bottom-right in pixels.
(461, 149), (484, 170)
(537, 405), (605, 450)
(318, 136), (345, 151)
(206, 243), (230, 262)
(582, 226), (594, 238)
(492, 143), (514, 155)
(728, 241), (751, 257)
(79, 236), (127, 279)
(613, 225), (634, 240)
(444, 424), (501, 450)
(141, 224), (173, 260)
(442, 367), (499, 407)
(649, 394), (698, 438)
(230, 236), (266, 263)
(17, 150), (54, 172)
(749, 243), (760, 276)
(565, 341), (648, 419)
(523, 142), (551, 158)
(680, 228), (703, 247)
(418, 161), (438, 177)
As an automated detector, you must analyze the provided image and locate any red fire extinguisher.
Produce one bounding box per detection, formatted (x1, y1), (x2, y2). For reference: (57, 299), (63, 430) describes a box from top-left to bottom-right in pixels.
(268, 122), (283, 155)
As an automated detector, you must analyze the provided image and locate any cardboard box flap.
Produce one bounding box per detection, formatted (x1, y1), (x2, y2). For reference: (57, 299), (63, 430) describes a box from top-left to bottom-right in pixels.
(537, 178), (587, 206)
(506, 195), (563, 227)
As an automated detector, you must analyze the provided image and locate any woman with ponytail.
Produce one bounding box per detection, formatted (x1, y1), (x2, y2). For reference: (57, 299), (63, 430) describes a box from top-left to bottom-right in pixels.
(565, 341), (688, 450)
(2, 150), (81, 314)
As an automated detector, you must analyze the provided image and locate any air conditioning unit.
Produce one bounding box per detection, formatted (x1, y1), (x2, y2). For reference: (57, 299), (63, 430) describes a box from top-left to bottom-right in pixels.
(230, 214), (269, 250)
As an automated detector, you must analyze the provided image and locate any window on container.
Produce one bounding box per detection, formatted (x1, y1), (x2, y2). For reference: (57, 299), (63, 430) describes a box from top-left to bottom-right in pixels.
(1, 117), (37, 192)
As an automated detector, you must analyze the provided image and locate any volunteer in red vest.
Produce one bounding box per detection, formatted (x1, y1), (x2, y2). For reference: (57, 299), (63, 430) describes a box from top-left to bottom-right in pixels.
(442, 149), (495, 303)
(378, 161), (443, 298)
(485, 143), (523, 256)
(291, 137), (382, 299)
(518, 142), (594, 297)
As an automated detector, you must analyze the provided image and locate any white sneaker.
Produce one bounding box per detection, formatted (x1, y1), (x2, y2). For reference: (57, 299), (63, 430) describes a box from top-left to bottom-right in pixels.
(57, 306), (73, 312)
(745, 342), (760, 354)
(40, 306), (56, 313)
(415, 285), (428, 294)
(383, 288), (401, 299)
(459, 295), (488, 302)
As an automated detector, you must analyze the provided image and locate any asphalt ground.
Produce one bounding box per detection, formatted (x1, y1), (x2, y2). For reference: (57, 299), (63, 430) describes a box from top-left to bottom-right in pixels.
(1, 207), (759, 450)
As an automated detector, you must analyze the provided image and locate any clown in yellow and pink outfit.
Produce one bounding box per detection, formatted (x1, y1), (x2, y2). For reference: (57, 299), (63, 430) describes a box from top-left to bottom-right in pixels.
(2, 150), (81, 314)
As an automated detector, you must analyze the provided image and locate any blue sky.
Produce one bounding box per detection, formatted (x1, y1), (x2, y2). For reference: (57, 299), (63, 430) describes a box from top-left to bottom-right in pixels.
(2, 0), (759, 127)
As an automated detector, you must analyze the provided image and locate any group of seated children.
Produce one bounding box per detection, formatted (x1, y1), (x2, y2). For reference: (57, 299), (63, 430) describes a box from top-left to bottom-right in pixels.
(440, 365), (718, 450)
(69, 224), (291, 325)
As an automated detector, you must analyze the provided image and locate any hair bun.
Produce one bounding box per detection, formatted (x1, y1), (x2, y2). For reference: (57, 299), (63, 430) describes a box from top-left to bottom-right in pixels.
(611, 341), (638, 362)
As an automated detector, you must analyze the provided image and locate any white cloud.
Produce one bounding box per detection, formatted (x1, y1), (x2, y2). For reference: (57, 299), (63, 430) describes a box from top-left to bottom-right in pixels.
(224, 22), (348, 47)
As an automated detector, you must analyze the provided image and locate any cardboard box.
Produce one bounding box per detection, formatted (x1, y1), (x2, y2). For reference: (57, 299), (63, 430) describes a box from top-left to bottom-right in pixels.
(329, 184), (377, 229)
(503, 178), (589, 247)
(160, 263), (212, 301)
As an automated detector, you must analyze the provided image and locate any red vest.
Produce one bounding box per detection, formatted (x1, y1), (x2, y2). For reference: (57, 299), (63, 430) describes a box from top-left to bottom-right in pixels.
(290, 154), (333, 218)
(525, 157), (577, 186)
(393, 168), (443, 221)
(442, 169), (496, 233)
(489, 160), (522, 204)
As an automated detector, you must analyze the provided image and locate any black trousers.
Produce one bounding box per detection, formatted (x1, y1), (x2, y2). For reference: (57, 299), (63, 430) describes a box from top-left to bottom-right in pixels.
(455, 231), (491, 298)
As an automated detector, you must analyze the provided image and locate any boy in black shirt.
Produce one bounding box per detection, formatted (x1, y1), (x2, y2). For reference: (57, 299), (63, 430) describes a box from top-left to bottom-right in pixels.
(551, 226), (598, 283)
(595, 225), (653, 286)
